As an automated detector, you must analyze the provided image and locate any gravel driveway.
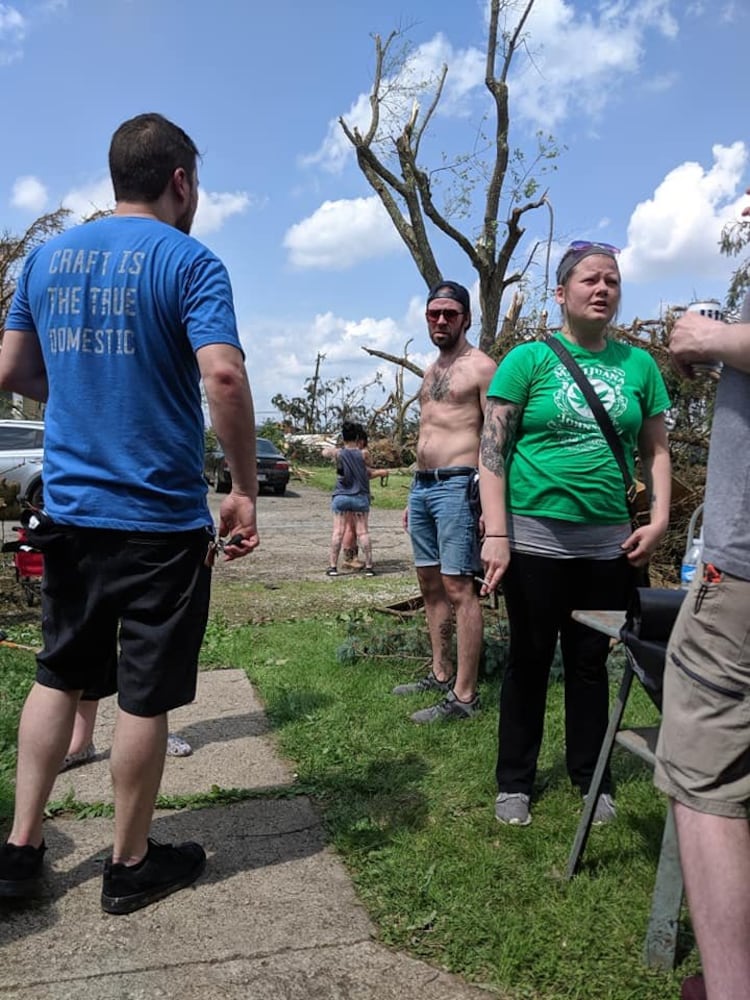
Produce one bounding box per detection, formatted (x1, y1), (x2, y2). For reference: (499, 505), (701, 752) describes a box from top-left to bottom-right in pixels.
(208, 482), (414, 584)
(0, 483), (420, 627)
(206, 481), (420, 621)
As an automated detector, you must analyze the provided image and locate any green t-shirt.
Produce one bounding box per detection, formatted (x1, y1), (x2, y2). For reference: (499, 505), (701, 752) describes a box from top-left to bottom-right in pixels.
(487, 333), (670, 524)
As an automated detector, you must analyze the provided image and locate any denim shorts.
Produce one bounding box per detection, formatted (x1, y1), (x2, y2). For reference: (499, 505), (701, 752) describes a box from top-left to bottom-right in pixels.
(407, 473), (480, 576)
(654, 566), (750, 817)
(331, 493), (370, 514)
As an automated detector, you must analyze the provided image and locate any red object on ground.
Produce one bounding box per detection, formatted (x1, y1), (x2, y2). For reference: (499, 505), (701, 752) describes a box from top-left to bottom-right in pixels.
(13, 527), (43, 579)
(12, 526), (43, 605)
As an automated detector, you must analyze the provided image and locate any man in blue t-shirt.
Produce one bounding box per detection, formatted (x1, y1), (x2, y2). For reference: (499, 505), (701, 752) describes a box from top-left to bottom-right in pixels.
(0, 113), (259, 914)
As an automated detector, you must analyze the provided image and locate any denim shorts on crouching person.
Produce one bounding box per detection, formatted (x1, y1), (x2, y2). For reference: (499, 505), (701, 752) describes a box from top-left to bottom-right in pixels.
(407, 473), (480, 576)
(331, 493), (370, 514)
(654, 567), (750, 818)
(33, 525), (212, 718)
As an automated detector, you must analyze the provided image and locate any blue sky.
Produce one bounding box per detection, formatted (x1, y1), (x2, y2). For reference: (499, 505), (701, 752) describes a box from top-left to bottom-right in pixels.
(1, 0), (748, 421)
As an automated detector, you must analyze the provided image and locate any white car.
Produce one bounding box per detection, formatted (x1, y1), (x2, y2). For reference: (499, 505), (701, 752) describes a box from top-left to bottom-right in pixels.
(0, 419), (44, 509)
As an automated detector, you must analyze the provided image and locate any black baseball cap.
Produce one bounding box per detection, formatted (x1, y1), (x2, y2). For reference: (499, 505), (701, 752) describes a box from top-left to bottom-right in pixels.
(426, 280), (470, 313)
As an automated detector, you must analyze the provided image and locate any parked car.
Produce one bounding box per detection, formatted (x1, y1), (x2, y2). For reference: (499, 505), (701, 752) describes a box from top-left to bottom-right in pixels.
(205, 437), (291, 496)
(0, 419), (45, 509)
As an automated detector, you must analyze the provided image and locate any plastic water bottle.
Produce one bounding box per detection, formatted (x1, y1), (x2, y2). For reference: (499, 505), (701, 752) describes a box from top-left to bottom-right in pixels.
(680, 503), (704, 589)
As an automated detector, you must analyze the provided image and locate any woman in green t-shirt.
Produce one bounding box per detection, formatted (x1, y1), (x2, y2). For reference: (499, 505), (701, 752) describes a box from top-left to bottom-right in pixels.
(478, 241), (671, 829)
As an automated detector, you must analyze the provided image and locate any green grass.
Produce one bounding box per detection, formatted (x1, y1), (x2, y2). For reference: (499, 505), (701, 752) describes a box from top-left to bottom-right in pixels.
(0, 645), (37, 824)
(217, 614), (698, 1000)
(0, 610), (700, 998)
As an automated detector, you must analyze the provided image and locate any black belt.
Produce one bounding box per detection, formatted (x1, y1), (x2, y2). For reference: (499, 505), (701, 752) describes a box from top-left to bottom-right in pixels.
(414, 466), (476, 482)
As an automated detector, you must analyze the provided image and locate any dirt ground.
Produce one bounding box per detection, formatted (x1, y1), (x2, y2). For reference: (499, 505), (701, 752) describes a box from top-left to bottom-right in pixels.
(0, 482), (422, 628)
(206, 482), (421, 622)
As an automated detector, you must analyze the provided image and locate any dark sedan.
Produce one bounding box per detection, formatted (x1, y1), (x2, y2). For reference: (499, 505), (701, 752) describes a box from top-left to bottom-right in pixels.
(207, 437), (291, 496)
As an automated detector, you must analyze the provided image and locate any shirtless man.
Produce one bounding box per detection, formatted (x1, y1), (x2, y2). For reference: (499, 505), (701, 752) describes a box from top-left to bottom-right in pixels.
(393, 280), (497, 723)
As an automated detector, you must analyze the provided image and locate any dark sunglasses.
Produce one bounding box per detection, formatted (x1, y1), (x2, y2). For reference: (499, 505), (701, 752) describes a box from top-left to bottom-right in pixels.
(567, 240), (620, 254)
(426, 308), (464, 322)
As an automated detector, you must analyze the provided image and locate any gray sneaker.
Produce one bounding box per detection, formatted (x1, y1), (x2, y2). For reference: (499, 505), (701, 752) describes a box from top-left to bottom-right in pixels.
(589, 792), (617, 825)
(409, 689), (480, 724)
(392, 671), (453, 696)
(495, 792), (532, 826)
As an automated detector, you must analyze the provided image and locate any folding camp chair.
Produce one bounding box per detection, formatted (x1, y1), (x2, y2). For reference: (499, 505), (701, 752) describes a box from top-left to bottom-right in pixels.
(566, 588), (687, 970)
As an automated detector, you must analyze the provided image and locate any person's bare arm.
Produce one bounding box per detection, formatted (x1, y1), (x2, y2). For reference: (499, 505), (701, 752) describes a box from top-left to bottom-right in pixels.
(478, 397), (520, 591)
(622, 414), (671, 567)
(670, 316), (750, 376)
(0, 329), (48, 402)
(477, 353), (498, 418)
(197, 343), (259, 559)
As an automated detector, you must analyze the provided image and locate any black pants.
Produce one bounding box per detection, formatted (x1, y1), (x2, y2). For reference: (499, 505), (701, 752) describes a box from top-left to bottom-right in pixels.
(496, 551), (634, 797)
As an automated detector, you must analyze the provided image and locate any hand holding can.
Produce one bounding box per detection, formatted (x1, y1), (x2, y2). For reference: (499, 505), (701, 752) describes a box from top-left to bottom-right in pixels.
(686, 300), (724, 377)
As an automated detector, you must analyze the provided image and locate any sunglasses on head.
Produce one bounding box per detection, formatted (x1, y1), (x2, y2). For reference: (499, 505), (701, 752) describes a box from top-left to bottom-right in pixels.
(426, 308), (464, 322)
(567, 240), (620, 254)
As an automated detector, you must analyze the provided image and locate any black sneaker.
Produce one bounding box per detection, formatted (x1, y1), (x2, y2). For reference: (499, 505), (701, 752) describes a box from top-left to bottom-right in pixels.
(0, 840), (46, 898)
(325, 566), (338, 577)
(101, 838), (206, 915)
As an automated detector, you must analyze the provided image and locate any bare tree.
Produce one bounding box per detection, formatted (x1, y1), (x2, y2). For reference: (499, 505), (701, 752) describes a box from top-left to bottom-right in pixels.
(0, 208), (70, 331)
(0, 208), (71, 417)
(720, 213), (750, 314)
(339, 0), (553, 355)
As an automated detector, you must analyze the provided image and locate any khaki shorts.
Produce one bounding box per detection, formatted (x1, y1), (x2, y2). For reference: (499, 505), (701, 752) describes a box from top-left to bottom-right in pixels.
(654, 567), (750, 818)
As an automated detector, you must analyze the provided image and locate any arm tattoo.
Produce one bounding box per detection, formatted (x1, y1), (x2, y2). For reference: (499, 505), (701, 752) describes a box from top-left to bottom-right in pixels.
(481, 399), (520, 478)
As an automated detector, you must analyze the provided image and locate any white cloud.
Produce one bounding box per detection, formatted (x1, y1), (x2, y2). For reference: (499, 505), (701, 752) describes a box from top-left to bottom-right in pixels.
(512, 0), (679, 128)
(0, 0), (67, 65)
(241, 280), (494, 416)
(305, 2), (684, 175)
(192, 191), (251, 237)
(0, 3), (25, 65)
(283, 196), (404, 270)
(304, 33), (484, 175)
(62, 177), (115, 219)
(301, 91), (371, 175)
(240, 309), (426, 417)
(59, 177), (250, 234)
(720, 2), (739, 22)
(620, 141), (748, 284)
(10, 174), (47, 212)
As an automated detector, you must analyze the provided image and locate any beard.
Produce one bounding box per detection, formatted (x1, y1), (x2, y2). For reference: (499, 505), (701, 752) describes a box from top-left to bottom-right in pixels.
(175, 206), (194, 235)
(429, 327), (462, 353)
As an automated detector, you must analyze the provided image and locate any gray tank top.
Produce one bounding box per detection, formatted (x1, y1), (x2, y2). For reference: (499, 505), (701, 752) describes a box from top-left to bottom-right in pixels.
(333, 448), (370, 498)
(510, 514), (630, 560)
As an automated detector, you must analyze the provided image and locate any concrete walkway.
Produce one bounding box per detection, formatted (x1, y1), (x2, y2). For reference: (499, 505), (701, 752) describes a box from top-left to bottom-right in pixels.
(0, 670), (499, 999)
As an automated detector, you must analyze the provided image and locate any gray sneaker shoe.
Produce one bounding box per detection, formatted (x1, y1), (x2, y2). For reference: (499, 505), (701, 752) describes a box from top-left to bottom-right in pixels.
(409, 689), (480, 724)
(589, 792), (617, 825)
(392, 671), (453, 696)
(495, 792), (532, 826)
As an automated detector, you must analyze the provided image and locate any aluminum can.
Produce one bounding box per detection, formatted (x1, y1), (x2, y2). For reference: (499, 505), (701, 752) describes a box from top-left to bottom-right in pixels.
(686, 300), (724, 376)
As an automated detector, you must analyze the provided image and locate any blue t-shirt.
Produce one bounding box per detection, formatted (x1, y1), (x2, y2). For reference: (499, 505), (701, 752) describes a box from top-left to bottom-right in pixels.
(6, 216), (243, 530)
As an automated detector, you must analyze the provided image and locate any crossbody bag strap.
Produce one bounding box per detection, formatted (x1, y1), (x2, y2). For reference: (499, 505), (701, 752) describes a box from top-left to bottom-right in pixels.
(545, 335), (638, 520)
